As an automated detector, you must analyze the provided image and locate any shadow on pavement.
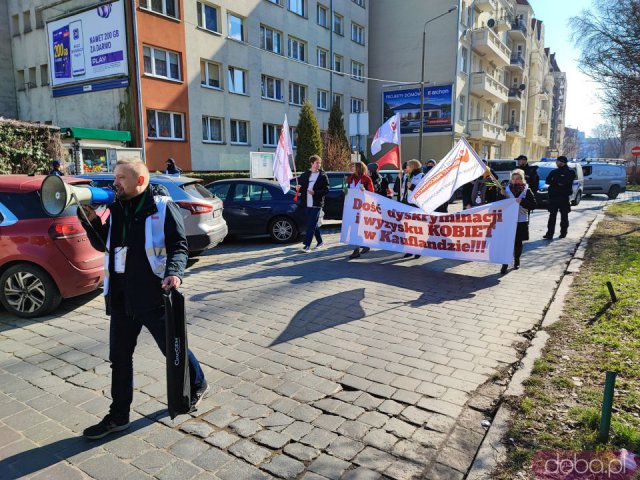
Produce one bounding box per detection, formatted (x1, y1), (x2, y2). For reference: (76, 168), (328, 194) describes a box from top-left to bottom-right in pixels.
(0, 411), (166, 478)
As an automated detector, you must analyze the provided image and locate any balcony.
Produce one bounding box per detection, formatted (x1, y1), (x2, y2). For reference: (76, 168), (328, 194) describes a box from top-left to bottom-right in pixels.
(508, 87), (523, 104)
(468, 119), (506, 143)
(506, 55), (525, 71)
(508, 22), (527, 41)
(472, 27), (511, 67)
(506, 123), (523, 136)
(470, 72), (509, 104)
(475, 0), (497, 13)
(495, 18), (510, 32)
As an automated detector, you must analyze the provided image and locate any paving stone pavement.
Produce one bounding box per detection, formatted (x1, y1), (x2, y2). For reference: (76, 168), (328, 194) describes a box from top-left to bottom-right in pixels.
(1, 194), (637, 480)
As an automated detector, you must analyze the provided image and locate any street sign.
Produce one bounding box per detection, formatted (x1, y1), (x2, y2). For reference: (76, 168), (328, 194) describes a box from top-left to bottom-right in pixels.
(631, 146), (640, 156)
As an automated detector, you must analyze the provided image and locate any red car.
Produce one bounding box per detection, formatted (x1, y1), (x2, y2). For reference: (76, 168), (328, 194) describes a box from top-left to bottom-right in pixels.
(0, 175), (104, 318)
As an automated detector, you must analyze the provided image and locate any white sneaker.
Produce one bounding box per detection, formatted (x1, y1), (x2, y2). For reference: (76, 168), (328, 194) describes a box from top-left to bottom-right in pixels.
(315, 242), (325, 249)
(301, 245), (311, 253)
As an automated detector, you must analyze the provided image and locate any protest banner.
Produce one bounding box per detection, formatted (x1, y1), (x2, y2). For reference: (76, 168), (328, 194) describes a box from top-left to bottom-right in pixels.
(340, 190), (518, 264)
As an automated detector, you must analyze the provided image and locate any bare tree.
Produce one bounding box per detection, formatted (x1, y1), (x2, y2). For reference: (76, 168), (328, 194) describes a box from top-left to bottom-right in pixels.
(571, 0), (640, 152)
(321, 132), (351, 171)
(591, 124), (622, 157)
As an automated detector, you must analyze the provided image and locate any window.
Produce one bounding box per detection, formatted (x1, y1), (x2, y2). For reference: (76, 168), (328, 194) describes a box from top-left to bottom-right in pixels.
(200, 60), (221, 89)
(208, 183), (231, 200)
(143, 46), (181, 80)
(333, 93), (342, 109)
(317, 89), (328, 110)
(333, 54), (343, 73)
(228, 66), (247, 94)
(288, 37), (306, 62)
(289, 82), (306, 105)
(228, 13), (245, 41)
(261, 74), (283, 100)
(289, 127), (298, 148)
(202, 116), (223, 143)
(351, 23), (364, 45)
(460, 46), (468, 73)
(28, 67), (36, 87)
(352, 0), (365, 6)
(40, 64), (49, 86)
(333, 13), (343, 35)
(288, 0), (306, 16)
(260, 25), (282, 54)
(317, 48), (328, 69)
(458, 95), (466, 122)
(233, 184), (273, 202)
(351, 61), (364, 81)
(23, 10), (31, 33)
(197, 2), (219, 32)
(317, 4), (329, 27)
(351, 98), (363, 113)
(147, 109), (184, 140)
(263, 124), (282, 147)
(140, 0), (178, 19)
(12, 14), (20, 36)
(17, 70), (25, 91)
(35, 9), (44, 29)
(230, 120), (249, 144)
(266, 0), (282, 4)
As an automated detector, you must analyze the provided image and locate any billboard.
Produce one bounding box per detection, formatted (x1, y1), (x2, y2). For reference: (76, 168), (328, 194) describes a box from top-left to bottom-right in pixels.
(47, 1), (128, 88)
(383, 85), (453, 134)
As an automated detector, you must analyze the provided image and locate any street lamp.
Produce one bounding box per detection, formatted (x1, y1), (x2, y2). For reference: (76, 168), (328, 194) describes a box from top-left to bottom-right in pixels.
(418, 5), (458, 162)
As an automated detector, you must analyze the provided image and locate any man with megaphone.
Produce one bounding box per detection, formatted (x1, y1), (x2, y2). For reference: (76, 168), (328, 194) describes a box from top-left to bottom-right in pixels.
(77, 158), (209, 440)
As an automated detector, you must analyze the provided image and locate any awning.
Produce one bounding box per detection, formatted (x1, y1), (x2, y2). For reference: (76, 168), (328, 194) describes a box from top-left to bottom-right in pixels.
(61, 127), (131, 143)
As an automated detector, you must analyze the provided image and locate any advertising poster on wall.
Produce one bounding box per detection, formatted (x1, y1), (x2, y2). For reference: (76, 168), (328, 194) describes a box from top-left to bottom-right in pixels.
(47, 0), (128, 89)
(383, 85), (453, 134)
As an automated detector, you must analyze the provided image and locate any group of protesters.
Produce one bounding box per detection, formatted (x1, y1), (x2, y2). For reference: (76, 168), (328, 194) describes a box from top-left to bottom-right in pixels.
(296, 153), (577, 274)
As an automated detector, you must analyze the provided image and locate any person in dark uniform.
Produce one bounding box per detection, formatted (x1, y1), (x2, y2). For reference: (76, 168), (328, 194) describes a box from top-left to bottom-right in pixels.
(49, 160), (64, 176)
(543, 156), (576, 239)
(516, 155), (539, 193)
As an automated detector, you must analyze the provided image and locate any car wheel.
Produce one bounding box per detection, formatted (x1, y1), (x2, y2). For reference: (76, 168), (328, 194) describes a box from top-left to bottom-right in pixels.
(269, 217), (298, 243)
(607, 185), (620, 199)
(0, 264), (61, 318)
(571, 190), (582, 206)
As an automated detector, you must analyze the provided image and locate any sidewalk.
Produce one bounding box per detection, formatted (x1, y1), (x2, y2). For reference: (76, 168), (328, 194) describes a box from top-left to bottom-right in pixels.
(0, 194), (633, 480)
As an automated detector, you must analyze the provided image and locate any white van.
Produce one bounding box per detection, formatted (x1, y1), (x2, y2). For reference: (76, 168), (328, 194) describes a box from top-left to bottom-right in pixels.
(579, 161), (626, 199)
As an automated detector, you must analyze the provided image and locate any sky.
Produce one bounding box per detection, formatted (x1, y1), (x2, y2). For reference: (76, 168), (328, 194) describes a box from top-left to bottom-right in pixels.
(529, 0), (604, 137)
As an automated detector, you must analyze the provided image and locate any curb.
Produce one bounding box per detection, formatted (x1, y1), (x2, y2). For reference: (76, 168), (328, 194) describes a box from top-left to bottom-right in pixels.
(466, 210), (607, 480)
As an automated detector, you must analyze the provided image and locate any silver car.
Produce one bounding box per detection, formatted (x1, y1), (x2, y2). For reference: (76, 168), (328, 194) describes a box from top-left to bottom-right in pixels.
(579, 162), (627, 199)
(78, 173), (228, 256)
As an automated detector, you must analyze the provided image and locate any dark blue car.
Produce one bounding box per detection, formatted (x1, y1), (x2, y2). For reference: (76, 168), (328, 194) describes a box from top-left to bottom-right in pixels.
(206, 179), (306, 243)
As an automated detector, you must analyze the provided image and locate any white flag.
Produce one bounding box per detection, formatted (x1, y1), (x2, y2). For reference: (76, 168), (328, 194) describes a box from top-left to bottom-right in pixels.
(410, 137), (486, 214)
(273, 115), (293, 194)
(370, 114), (400, 155)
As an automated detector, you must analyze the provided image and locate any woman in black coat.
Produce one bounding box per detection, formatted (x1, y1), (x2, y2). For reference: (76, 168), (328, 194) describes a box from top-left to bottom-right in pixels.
(500, 168), (537, 274)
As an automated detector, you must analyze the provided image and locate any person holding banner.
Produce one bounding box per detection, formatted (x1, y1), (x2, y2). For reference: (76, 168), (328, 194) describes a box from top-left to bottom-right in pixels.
(499, 169), (537, 274)
(77, 159), (208, 439)
(296, 155), (330, 252)
(347, 162), (375, 259)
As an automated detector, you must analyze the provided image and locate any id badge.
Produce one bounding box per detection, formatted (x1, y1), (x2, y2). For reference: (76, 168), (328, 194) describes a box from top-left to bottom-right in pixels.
(114, 246), (127, 273)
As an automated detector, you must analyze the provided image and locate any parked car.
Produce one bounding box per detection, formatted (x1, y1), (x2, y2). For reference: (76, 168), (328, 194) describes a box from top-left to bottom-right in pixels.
(535, 161), (584, 207)
(578, 161), (626, 199)
(206, 179), (306, 243)
(487, 159), (518, 186)
(0, 175), (104, 318)
(77, 173), (227, 256)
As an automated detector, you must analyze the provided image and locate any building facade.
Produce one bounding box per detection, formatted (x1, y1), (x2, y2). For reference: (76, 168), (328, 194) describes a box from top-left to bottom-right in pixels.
(368, 0), (563, 164)
(548, 52), (566, 157)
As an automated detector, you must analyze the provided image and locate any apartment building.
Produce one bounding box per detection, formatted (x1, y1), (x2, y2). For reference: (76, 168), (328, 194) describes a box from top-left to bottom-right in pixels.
(368, 0), (563, 163)
(184, 0), (368, 171)
(548, 52), (566, 157)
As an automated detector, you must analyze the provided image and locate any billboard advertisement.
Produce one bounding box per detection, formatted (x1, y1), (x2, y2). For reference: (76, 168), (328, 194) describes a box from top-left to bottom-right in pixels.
(47, 1), (128, 88)
(383, 85), (453, 134)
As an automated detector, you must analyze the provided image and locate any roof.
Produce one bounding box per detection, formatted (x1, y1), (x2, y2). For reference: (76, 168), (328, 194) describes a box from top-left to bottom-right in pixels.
(77, 173), (201, 186)
(0, 175), (89, 193)
(515, 0), (531, 5)
(61, 127), (131, 142)
(208, 178), (281, 186)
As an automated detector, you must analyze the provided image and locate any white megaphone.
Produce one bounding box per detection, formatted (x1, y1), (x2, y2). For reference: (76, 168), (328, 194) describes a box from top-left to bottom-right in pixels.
(40, 174), (116, 217)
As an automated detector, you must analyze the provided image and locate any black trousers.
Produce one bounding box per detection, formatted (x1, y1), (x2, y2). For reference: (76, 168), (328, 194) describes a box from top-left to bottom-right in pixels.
(546, 201), (570, 236)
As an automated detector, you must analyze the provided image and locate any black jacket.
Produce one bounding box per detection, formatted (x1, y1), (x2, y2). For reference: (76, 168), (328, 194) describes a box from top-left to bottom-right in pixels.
(547, 165), (576, 202)
(298, 169), (329, 207)
(521, 163), (539, 193)
(80, 185), (188, 315)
